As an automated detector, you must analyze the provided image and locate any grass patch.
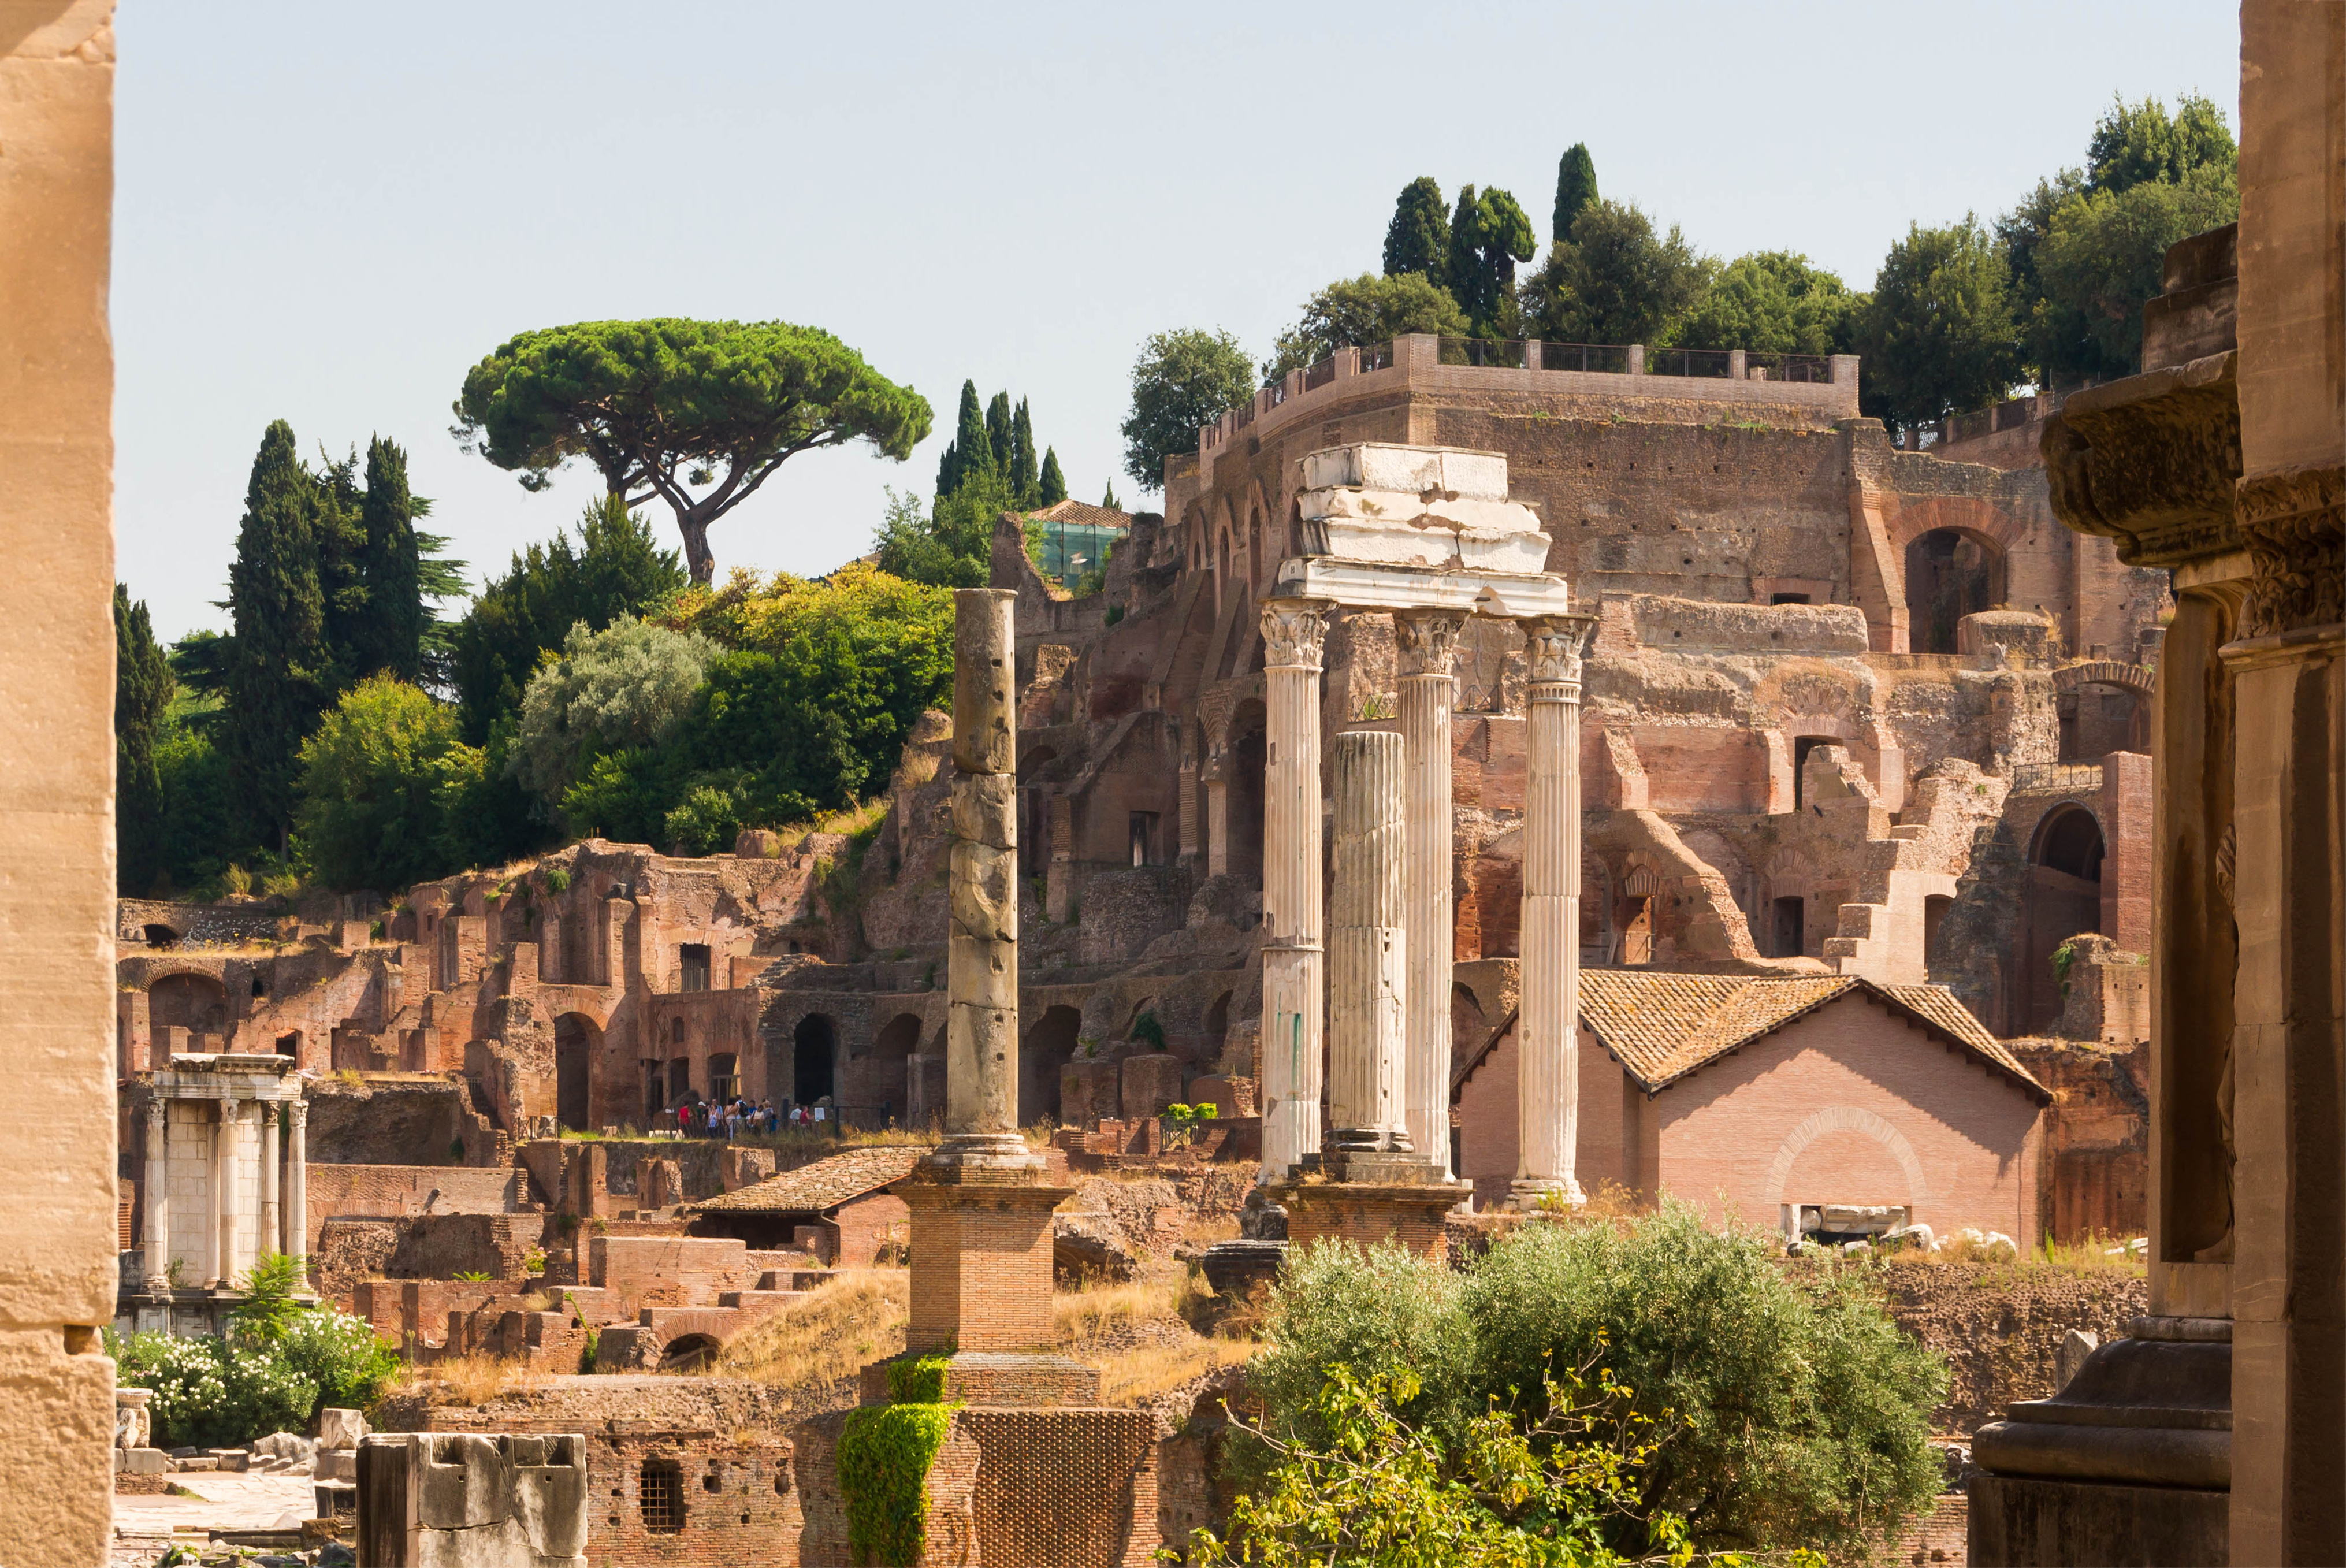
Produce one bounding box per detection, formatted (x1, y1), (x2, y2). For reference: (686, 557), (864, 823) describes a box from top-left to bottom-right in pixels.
(397, 1353), (549, 1407)
(1092, 1336), (1256, 1406)
(714, 1270), (910, 1391)
(1053, 1278), (1187, 1344)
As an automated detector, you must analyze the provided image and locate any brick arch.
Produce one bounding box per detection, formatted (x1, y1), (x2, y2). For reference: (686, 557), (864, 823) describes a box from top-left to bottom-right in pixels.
(1764, 1105), (1930, 1207)
(1880, 493), (2029, 557)
(2051, 659), (2155, 697)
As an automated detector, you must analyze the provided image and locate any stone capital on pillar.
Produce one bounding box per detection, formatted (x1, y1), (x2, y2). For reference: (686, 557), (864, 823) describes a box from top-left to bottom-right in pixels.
(1258, 598), (1330, 670)
(1520, 614), (1596, 686)
(1394, 609), (1468, 677)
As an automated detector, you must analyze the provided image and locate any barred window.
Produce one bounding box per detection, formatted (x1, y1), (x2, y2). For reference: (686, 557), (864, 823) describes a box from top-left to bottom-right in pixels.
(640, 1460), (685, 1534)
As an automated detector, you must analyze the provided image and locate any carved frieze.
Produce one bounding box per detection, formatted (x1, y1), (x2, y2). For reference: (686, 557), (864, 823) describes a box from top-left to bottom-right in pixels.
(2236, 462), (2346, 635)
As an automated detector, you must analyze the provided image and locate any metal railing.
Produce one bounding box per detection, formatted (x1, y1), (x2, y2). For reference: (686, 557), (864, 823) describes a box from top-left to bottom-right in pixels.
(2009, 761), (2104, 795)
(1356, 339), (1395, 373)
(1437, 336), (1526, 368)
(1303, 356), (1340, 391)
(1645, 347), (1733, 379)
(1539, 341), (1632, 374)
(1748, 352), (1832, 384)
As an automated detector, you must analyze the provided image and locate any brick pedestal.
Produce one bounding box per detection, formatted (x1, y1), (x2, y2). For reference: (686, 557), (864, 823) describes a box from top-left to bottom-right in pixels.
(1274, 1180), (1459, 1261)
(902, 1172), (1071, 1353)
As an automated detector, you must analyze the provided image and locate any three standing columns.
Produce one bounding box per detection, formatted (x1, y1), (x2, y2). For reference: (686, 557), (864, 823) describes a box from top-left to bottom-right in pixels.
(1396, 611), (1467, 1176)
(1259, 599), (1330, 1180)
(1510, 615), (1594, 1210)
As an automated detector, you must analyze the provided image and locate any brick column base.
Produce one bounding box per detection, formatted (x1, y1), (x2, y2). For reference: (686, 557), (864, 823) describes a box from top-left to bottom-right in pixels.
(1274, 1180), (1459, 1261)
(904, 1174), (1072, 1353)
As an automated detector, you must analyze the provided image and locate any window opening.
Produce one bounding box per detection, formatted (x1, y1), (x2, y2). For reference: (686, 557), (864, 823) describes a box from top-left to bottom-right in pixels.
(679, 943), (711, 993)
(640, 1460), (684, 1534)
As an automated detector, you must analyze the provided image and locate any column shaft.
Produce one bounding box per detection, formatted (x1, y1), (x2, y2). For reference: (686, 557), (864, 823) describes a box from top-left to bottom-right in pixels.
(143, 1099), (169, 1292)
(260, 1103), (280, 1260)
(1327, 730), (1408, 1151)
(287, 1098), (308, 1275)
(1259, 600), (1330, 1180)
(212, 1099), (239, 1286)
(1511, 617), (1592, 1209)
(1397, 611), (1466, 1172)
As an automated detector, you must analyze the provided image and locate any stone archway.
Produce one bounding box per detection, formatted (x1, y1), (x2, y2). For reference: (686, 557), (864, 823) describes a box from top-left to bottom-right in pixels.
(1903, 527), (2008, 653)
(1764, 1106), (1931, 1209)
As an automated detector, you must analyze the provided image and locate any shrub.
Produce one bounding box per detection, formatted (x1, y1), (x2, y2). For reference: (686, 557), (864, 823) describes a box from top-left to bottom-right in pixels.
(276, 1309), (400, 1418)
(114, 1333), (317, 1450)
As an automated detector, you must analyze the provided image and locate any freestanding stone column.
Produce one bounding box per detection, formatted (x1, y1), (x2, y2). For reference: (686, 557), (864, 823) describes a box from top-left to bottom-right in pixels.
(1324, 731), (1408, 1158)
(1258, 598), (1332, 1181)
(1396, 610), (1466, 1173)
(259, 1100), (280, 1262)
(935, 587), (1035, 1175)
(1510, 615), (1593, 1210)
(143, 1097), (169, 1292)
(286, 1096), (308, 1273)
(211, 1097), (239, 1287)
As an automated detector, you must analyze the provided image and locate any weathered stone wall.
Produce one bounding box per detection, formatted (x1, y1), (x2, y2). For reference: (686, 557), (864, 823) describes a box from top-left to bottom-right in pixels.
(1876, 1260), (2148, 1435)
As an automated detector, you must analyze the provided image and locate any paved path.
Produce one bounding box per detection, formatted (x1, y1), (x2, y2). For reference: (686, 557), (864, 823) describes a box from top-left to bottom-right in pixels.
(111, 1470), (318, 1564)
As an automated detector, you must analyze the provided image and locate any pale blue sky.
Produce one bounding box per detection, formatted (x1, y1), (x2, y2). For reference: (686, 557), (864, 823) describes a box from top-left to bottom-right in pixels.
(113, 2), (2240, 642)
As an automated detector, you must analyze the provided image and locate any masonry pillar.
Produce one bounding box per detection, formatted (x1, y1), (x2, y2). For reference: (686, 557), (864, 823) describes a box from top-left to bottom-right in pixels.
(1177, 725), (1200, 865)
(1258, 599), (1330, 1180)
(259, 1100), (280, 1265)
(1396, 610), (1466, 1173)
(287, 1095), (308, 1273)
(1203, 764), (1230, 879)
(1324, 730), (1408, 1159)
(143, 1097), (169, 1293)
(1510, 616), (1593, 1210)
(211, 1097), (239, 1287)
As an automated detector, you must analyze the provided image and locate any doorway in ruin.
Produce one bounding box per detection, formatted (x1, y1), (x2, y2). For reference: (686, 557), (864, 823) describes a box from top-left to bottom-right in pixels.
(2058, 682), (2152, 762)
(1619, 867), (1657, 966)
(1228, 700), (1267, 882)
(554, 1013), (600, 1132)
(1771, 896), (1806, 959)
(1903, 529), (2006, 655)
(872, 1013), (923, 1122)
(793, 1015), (837, 1106)
(2022, 806), (2106, 1032)
(148, 972), (229, 1045)
(1791, 736), (1835, 809)
(659, 1333), (722, 1373)
(1020, 1005), (1083, 1125)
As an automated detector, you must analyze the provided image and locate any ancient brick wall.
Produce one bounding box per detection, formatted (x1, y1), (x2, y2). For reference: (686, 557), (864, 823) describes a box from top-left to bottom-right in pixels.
(1877, 1259), (2147, 1434)
(2013, 1037), (2149, 1243)
(302, 1164), (521, 1249)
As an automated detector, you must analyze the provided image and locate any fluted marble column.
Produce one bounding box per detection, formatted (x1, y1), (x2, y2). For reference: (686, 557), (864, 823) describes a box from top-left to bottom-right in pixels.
(1326, 730), (1408, 1154)
(211, 1098), (239, 1287)
(1396, 610), (1467, 1173)
(260, 1101), (281, 1261)
(286, 1097), (308, 1275)
(1510, 616), (1593, 1210)
(937, 588), (1038, 1172)
(1259, 599), (1331, 1180)
(143, 1098), (170, 1292)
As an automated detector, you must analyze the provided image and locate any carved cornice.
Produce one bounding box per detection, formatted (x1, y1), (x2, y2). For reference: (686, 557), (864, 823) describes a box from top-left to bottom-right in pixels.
(1259, 599), (1330, 671)
(2237, 463), (2346, 636)
(1394, 610), (1469, 678)
(2043, 351), (2242, 567)
(1519, 615), (1596, 688)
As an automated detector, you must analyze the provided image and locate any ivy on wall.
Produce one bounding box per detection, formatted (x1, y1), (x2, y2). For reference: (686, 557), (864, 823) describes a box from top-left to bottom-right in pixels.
(838, 1354), (958, 1566)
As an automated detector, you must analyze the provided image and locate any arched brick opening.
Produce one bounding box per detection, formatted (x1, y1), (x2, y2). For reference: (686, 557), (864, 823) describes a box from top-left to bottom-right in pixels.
(1228, 698), (1267, 882)
(2022, 805), (2106, 1032)
(660, 1333), (722, 1373)
(1020, 1005), (1083, 1125)
(1903, 527), (2007, 653)
(148, 972), (229, 1040)
(553, 1012), (601, 1132)
(791, 1014), (837, 1106)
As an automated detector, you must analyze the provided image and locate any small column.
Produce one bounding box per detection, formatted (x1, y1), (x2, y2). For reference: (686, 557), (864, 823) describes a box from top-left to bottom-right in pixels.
(1396, 610), (1467, 1173)
(259, 1100), (281, 1261)
(1177, 726), (1200, 864)
(1259, 598), (1331, 1180)
(211, 1097), (239, 1287)
(142, 1097), (170, 1293)
(1510, 615), (1594, 1210)
(1325, 730), (1409, 1158)
(286, 1096), (308, 1275)
(936, 588), (1037, 1174)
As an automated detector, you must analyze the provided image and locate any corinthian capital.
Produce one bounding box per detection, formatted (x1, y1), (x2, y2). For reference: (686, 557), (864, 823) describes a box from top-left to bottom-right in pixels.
(1260, 599), (1330, 671)
(1520, 615), (1595, 686)
(1394, 610), (1470, 677)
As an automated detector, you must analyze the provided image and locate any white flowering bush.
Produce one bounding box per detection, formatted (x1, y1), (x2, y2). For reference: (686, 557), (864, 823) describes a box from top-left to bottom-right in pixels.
(277, 1307), (399, 1413)
(115, 1332), (317, 1449)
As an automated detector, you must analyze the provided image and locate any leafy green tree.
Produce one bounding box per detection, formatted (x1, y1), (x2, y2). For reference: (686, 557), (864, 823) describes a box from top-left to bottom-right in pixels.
(2085, 92), (2236, 195)
(1009, 397), (1039, 504)
(1120, 328), (1255, 491)
(448, 496), (687, 744)
(1552, 142), (1598, 246)
(452, 318), (933, 584)
(1261, 272), (1470, 382)
(985, 390), (1014, 478)
(1522, 199), (1711, 347)
(224, 420), (333, 852)
(511, 617), (718, 809)
(1382, 176), (1451, 281)
(1856, 215), (2026, 433)
(1675, 250), (1862, 355)
(873, 473), (1015, 589)
(1038, 447), (1068, 506)
(2033, 164), (2239, 381)
(1444, 184), (1537, 336)
(292, 675), (483, 892)
(115, 585), (174, 895)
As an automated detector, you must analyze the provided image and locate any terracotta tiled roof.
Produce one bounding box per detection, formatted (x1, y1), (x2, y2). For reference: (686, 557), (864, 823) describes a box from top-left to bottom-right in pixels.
(1025, 499), (1129, 529)
(690, 1146), (923, 1216)
(1456, 971), (2044, 1100)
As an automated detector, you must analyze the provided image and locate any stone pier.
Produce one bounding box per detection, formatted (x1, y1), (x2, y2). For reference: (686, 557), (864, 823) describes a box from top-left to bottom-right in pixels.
(1509, 615), (1594, 1211)
(1396, 610), (1466, 1174)
(1258, 598), (1330, 1180)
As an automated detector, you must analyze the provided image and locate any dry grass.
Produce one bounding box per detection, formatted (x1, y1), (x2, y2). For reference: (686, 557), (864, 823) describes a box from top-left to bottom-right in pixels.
(815, 798), (890, 838)
(1052, 1277), (1188, 1344)
(399, 1353), (549, 1407)
(713, 1269), (909, 1391)
(1092, 1336), (1256, 1405)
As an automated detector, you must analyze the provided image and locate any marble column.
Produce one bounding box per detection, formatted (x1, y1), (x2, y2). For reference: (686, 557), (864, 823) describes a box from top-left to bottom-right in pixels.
(1325, 730), (1408, 1156)
(211, 1097), (239, 1287)
(1258, 599), (1330, 1180)
(259, 1101), (280, 1261)
(936, 588), (1037, 1173)
(1396, 610), (1467, 1173)
(142, 1097), (169, 1292)
(286, 1097), (308, 1276)
(1510, 616), (1593, 1210)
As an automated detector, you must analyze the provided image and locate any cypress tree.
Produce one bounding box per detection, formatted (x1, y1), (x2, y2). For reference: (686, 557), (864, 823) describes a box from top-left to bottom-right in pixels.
(985, 391), (1014, 475)
(1102, 479), (1120, 510)
(1010, 397), (1039, 504)
(1038, 447), (1068, 507)
(224, 419), (331, 852)
(114, 584), (174, 895)
(941, 380), (991, 496)
(1553, 143), (1598, 246)
(1447, 184), (1484, 314)
(1382, 176), (1451, 281)
(351, 436), (425, 682)
(935, 438), (960, 497)
(313, 449), (368, 689)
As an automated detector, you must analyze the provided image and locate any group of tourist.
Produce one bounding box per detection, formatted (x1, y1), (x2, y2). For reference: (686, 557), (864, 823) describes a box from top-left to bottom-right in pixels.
(667, 1097), (832, 1138)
